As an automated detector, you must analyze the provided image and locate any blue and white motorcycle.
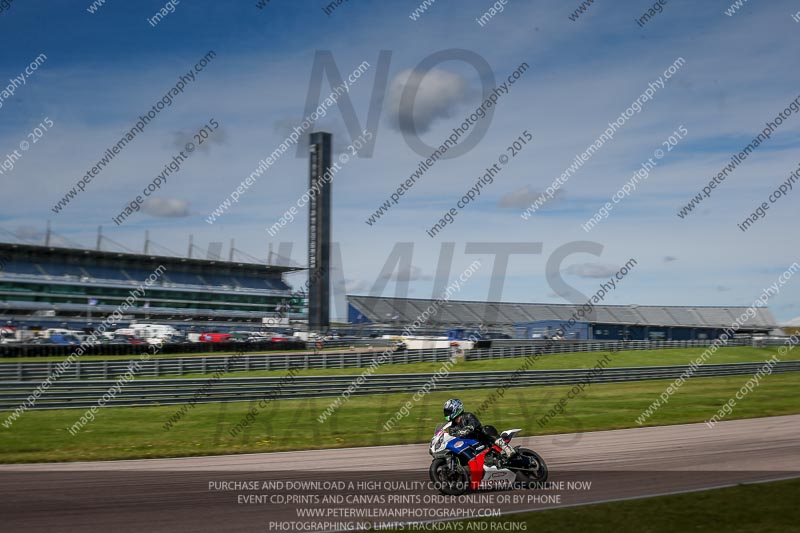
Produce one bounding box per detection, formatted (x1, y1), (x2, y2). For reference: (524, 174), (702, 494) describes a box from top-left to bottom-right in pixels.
(428, 421), (548, 495)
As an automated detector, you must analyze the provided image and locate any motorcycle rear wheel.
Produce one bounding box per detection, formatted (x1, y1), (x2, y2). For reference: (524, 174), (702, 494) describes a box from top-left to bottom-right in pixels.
(514, 448), (549, 486)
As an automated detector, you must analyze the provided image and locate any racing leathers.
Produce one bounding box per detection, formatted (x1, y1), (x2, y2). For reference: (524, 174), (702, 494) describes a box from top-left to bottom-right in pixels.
(449, 411), (516, 458)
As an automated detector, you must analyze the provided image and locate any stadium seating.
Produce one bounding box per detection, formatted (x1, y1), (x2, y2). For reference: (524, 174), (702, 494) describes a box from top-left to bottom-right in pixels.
(0, 253), (291, 294)
(199, 273), (238, 287)
(0, 243), (300, 329)
(162, 271), (207, 286)
(230, 277), (290, 291)
(122, 267), (163, 283)
(38, 262), (86, 278)
(82, 266), (130, 281)
(1, 260), (43, 276)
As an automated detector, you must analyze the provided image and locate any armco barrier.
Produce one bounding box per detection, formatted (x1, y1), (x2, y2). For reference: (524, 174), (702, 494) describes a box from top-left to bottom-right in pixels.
(0, 338), (393, 358)
(0, 338), (758, 380)
(0, 347), (451, 381)
(1, 361), (798, 410)
(0, 340), (308, 358)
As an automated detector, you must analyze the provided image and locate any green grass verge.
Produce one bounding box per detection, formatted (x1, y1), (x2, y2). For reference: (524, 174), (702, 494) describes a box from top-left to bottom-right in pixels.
(1, 371), (798, 463)
(142, 346), (796, 380)
(452, 477), (800, 533)
(0, 347), (791, 380)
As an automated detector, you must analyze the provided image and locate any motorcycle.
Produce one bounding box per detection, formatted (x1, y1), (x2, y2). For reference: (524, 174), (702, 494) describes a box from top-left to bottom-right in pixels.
(428, 421), (548, 495)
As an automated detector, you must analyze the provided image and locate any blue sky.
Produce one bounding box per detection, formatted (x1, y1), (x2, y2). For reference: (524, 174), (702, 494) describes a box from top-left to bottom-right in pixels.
(1, 0), (799, 322)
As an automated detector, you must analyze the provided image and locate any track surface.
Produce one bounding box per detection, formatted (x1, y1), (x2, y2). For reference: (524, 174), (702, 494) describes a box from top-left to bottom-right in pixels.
(1, 415), (798, 532)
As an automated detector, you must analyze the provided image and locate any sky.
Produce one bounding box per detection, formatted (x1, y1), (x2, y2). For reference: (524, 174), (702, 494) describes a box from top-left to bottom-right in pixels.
(0, 0), (799, 322)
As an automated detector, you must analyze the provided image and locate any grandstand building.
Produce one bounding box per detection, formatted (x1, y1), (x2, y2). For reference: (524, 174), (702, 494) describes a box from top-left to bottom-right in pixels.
(347, 296), (776, 341)
(0, 242), (303, 330)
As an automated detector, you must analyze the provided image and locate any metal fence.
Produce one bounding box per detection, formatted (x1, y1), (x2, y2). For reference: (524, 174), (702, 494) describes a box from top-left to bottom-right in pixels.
(466, 338), (753, 360)
(0, 338), (765, 381)
(0, 340), (303, 358)
(0, 338), (394, 358)
(0, 348), (452, 381)
(2, 361), (798, 411)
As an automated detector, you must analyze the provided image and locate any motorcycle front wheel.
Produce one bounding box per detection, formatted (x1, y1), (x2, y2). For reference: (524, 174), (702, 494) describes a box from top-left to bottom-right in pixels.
(429, 457), (471, 495)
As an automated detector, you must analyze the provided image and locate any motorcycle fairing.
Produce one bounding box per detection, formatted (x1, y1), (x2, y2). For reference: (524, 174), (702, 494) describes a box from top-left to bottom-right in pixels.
(479, 465), (517, 488)
(468, 449), (488, 489)
(445, 437), (482, 459)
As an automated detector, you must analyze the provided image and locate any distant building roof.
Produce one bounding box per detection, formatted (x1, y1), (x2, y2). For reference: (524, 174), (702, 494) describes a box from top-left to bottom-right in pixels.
(347, 295), (776, 330)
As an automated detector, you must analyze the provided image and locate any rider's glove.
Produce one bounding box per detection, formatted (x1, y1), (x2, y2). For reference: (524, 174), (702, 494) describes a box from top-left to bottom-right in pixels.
(450, 425), (474, 438)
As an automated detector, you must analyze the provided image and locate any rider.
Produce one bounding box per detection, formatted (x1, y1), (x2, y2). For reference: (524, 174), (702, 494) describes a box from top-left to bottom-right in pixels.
(443, 398), (516, 458)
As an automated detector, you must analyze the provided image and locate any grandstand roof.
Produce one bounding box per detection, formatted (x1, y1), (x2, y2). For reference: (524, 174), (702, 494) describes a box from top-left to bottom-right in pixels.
(347, 296), (777, 330)
(0, 242), (302, 277)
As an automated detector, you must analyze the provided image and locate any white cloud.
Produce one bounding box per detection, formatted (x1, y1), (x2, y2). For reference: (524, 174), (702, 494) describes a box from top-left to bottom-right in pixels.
(782, 316), (800, 327)
(377, 265), (431, 282)
(385, 68), (473, 133)
(564, 263), (619, 279)
(498, 186), (566, 209)
(142, 198), (190, 218)
(14, 226), (43, 241)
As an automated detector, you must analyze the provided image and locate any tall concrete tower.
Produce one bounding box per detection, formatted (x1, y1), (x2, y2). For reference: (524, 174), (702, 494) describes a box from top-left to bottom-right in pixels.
(307, 132), (332, 332)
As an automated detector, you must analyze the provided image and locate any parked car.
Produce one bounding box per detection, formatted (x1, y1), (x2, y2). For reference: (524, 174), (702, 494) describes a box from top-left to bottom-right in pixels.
(46, 334), (81, 345)
(198, 333), (232, 343)
(107, 335), (146, 345)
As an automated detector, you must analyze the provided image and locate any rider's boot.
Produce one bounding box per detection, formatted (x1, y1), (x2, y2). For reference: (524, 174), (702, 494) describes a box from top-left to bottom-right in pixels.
(495, 437), (516, 458)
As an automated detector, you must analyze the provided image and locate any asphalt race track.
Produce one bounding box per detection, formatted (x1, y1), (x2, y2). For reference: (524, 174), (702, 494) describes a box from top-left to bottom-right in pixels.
(1, 415), (798, 532)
